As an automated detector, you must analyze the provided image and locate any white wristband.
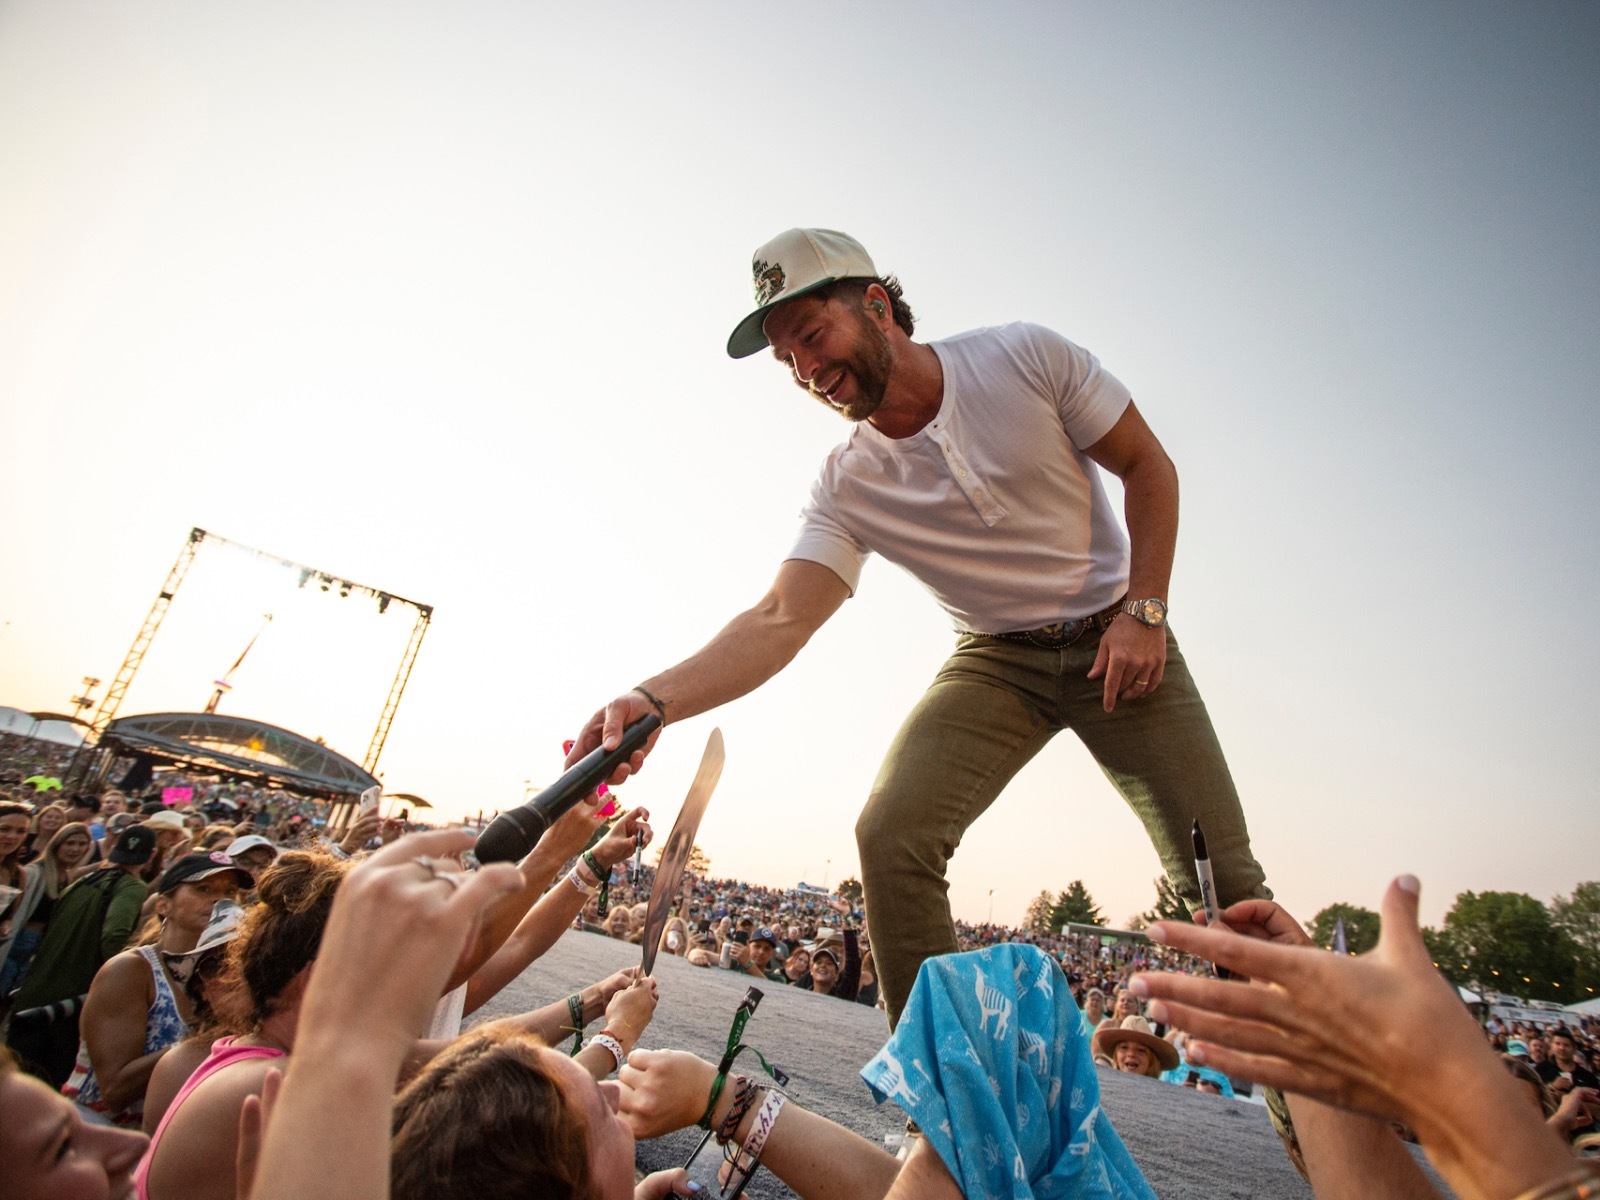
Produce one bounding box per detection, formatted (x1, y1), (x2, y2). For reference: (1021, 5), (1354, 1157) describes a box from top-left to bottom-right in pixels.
(566, 869), (590, 894)
(586, 1033), (626, 1072)
(739, 1087), (786, 1164)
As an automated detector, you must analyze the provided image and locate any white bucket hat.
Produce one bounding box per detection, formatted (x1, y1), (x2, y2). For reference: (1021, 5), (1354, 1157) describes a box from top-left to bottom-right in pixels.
(726, 228), (877, 359)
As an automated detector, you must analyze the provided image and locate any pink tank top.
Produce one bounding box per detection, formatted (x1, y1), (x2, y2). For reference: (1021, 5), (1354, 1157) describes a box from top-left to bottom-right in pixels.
(134, 1036), (285, 1200)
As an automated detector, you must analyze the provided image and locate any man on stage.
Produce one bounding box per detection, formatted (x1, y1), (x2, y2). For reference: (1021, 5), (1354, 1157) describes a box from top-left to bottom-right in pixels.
(570, 228), (1269, 1025)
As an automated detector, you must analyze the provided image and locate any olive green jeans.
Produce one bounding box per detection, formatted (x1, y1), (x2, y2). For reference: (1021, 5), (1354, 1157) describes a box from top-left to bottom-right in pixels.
(856, 625), (1269, 1027)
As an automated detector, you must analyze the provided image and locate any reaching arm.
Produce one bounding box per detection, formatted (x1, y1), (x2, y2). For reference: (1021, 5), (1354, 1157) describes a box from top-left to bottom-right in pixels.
(569, 559), (852, 784)
(442, 792), (607, 994)
(620, 1049), (901, 1200)
(248, 832), (523, 1200)
(463, 807), (653, 1013)
(1082, 401), (1179, 712)
(1131, 881), (1576, 1200)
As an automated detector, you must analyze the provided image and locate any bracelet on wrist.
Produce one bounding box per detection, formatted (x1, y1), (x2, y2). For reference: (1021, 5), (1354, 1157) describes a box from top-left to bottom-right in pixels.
(698, 1070), (729, 1130)
(737, 1088), (787, 1164)
(633, 685), (668, 723)
(585, 1032), (627, 1073)
(566, 869), (590, 894)
(716, 1076), (757, 1144)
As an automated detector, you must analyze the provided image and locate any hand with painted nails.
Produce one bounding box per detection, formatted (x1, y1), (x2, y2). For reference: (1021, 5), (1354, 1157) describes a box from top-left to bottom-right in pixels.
(1131, 876), (1577, 1200)
(634, 1167), (702, 1198)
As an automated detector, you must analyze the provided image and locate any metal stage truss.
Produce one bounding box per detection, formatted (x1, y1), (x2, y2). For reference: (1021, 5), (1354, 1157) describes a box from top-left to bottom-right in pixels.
(65, 527), (433, 793)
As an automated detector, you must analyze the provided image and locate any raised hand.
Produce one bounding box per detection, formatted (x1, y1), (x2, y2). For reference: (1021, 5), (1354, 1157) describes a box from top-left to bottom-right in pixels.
(1131, 876), (1576, 1200)
(593, 807), (654, 871)
(567, 690), (666, 785)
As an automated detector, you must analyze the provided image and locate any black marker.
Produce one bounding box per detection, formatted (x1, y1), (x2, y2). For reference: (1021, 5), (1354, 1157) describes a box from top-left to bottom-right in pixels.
(1192, 819), (1233, 979)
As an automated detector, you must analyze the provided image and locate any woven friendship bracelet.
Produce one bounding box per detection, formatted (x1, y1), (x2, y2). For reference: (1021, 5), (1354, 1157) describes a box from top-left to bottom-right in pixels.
(715, 1075), (756, 1144)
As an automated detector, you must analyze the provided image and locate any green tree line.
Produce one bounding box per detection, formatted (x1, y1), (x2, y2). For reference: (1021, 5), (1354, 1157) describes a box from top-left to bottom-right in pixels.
(1022, 877), (1600, 1005)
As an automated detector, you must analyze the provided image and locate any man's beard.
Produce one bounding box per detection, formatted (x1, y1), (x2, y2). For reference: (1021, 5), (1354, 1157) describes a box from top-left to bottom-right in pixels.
(811, 313), (893, 423)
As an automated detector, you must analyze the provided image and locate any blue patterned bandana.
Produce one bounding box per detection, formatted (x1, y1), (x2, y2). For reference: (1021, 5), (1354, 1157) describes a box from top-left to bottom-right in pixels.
(860, 945), (1156, 1200)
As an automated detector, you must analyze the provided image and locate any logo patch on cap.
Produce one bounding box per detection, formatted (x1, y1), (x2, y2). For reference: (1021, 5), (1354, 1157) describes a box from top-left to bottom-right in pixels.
(752, 259), (786, 306)
(209, 852), (234, 865)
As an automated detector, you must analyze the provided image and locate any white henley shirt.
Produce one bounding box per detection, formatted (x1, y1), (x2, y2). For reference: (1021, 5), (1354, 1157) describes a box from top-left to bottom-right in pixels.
(786, 322), (1133, 634)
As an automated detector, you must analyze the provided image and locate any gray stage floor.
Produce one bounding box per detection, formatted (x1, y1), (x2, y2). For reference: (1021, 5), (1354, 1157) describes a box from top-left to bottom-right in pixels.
(475, 929), (1428, 1199)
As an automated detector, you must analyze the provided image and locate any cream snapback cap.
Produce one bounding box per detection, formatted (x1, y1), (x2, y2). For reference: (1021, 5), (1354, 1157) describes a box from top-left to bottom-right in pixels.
(726, 228), (877, 359)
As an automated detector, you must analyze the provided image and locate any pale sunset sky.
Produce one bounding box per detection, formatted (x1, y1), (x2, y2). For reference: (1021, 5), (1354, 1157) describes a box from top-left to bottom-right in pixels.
(2, 1), (1596, 931)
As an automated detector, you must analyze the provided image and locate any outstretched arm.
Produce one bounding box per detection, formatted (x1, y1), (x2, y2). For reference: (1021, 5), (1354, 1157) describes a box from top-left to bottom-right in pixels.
(463, 807), (654, 1012)
(569, 559), (852, 784)
(1131, 879), (1576, 1200)
(620, 1048), (901, 1200)
(442, 791), (608, 993)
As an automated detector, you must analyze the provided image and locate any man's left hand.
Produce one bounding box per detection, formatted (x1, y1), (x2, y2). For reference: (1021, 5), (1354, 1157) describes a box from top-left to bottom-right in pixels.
(1087, 617), (1166, 712)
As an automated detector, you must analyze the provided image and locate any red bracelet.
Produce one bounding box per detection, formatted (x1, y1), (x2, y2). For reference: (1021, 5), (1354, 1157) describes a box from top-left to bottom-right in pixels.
(716, 1075), (756, 1144)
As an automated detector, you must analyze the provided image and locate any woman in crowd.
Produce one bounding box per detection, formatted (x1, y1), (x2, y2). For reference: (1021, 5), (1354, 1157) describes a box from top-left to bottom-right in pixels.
(142, 843), (658, 1200)
(63, 852), (252, 1127)
(604, 905), (633, 940)
(142, 899), (250, 1133)
(784, 945), (811, 985)
(0, 819), (95, 997)
(0, 1046), (149, 1199)
(1080, 986), (1107, 1033)
(657, 916), (692, 961)
(24, 801), (67, 862)
(138, 850), (353, 1200)
(0, 801), (33, 1004)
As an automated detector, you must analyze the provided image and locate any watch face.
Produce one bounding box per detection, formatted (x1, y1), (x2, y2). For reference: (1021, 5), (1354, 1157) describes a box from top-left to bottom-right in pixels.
(1136, 598), (1168, 626)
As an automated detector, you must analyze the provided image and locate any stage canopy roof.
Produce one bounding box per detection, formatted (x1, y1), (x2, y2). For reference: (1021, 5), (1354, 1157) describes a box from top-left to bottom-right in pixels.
(100, 712), (378, 799)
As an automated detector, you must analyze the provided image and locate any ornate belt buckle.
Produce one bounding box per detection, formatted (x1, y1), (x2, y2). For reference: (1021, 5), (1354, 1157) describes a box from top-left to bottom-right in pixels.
(1027, 619), (1084, 648)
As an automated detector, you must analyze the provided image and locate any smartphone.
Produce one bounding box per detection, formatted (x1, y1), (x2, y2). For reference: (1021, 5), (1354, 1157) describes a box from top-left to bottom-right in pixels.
(732, 930), (749, 945)
(683, 1127), (758, 1198)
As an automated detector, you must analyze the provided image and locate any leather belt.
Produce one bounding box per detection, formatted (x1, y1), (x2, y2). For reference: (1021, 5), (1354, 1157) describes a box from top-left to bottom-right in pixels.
(969, 598), (1125, 648)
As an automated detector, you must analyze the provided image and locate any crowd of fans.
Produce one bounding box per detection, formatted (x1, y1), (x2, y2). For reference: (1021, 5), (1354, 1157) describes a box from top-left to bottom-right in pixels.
(5, 739), (1600, 1199)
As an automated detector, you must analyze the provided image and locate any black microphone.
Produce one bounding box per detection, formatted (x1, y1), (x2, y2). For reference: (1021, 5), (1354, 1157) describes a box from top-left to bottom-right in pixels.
(475, 714), (662, 864)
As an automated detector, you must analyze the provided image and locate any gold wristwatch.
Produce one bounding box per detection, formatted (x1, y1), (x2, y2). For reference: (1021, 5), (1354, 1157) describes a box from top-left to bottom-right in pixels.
(1121, 597), (1169, 628)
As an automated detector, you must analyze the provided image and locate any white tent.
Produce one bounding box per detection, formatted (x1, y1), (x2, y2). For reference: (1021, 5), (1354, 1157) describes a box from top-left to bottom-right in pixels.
(0, 706), (88, 746)
(1564, 997), (1600, 1016)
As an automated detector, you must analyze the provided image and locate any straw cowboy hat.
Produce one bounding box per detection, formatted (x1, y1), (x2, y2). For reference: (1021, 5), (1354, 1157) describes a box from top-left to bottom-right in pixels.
(1092, 1015), (1181, 1077)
